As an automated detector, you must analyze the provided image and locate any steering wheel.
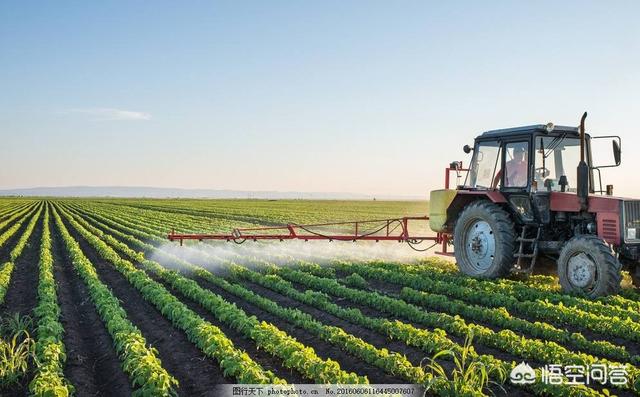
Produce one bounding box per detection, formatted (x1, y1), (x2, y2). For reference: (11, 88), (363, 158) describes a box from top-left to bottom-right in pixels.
(535, 167), (550, 181)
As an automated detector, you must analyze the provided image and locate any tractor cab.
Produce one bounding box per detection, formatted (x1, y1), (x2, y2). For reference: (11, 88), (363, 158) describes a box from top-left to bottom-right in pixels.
(467, 124), (609, 196)
(465, 125), (590, 226)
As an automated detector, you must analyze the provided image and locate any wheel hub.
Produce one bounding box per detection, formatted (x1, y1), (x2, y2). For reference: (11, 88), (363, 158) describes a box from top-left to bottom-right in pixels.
(464, 220), (496, 272)
(567, 253), (596, 289)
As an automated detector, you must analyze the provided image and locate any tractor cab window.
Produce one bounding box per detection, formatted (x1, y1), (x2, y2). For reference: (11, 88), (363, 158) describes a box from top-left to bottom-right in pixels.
(503, 142), (529, 187)
(469, 140), (502, 189)
(535, 136), (581, 192)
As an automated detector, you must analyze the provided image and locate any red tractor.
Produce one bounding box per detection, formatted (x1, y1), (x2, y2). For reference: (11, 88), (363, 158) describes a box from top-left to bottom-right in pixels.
(431, 112), (639, 297)
(169, 113), (639, 298)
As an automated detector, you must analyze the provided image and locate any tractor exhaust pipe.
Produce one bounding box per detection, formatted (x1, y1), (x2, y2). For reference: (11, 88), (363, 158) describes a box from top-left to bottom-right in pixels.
(577, 111), (589, 211)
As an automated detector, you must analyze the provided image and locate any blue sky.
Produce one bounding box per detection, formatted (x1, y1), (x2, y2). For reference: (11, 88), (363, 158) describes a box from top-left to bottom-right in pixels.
(1, 1), (639, 196)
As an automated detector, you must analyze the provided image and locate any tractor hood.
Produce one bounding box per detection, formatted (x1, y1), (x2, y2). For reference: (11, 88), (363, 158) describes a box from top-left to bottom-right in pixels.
(550, 192), (626, 213)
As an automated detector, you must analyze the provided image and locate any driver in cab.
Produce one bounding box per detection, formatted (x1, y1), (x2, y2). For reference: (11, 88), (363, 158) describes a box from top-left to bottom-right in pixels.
(492, 144), (528, 188)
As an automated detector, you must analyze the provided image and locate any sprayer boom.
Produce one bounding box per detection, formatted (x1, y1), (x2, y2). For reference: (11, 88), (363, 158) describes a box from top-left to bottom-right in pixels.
(168, 216), (442, 247)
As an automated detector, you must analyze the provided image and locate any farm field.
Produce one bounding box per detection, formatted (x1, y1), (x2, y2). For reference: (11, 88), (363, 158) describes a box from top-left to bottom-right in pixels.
(0, 198), (639, 396)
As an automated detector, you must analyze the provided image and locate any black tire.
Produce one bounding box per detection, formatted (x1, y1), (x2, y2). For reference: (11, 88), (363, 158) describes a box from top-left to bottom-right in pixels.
(453, 201), (516, 278)
(557, 235), (622, 298)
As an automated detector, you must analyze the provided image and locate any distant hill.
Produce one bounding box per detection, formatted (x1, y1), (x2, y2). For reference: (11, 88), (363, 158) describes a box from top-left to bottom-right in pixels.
(0, 186), (423, 200)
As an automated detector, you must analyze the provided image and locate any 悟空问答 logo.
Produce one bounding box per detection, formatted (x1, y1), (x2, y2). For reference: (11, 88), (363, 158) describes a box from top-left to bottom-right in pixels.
(510, 362), (536, 385)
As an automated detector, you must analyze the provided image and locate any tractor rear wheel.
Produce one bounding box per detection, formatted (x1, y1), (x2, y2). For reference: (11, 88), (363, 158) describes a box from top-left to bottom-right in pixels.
(453, 201), (516, 278)
(557, 235), (622, 298)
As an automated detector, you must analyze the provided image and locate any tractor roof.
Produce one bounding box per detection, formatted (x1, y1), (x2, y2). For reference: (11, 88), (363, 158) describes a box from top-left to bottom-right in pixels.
(479, 124), (579, 139)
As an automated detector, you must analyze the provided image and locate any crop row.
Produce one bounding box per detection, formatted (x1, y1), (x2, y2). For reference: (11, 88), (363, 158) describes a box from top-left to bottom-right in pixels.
(29, 205), (74, 397)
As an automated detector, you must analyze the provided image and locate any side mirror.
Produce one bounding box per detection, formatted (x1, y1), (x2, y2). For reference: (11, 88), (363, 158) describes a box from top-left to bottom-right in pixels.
(590, 135), (621, 168)
(463, 144), (473, 154)
(613, 139), (621, 166)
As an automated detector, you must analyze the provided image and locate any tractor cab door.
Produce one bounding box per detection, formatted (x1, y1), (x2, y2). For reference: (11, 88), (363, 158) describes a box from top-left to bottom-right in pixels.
(500, 141), (531, 191)
(467, 140), (502, 190)
(499, 139), (539, 224)
(468, 138), (537, 223)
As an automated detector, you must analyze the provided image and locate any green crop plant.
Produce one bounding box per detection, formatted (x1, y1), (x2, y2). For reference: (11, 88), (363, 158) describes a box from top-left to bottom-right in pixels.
(0, 330), (35, 388)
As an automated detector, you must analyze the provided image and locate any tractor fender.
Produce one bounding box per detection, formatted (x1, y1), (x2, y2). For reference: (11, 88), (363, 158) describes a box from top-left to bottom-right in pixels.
(442, 191), (507, 233)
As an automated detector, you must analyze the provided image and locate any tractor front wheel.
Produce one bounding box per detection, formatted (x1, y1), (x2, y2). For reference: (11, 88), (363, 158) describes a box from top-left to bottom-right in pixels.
(453, 201), (516, 278)
(557, 235), (622, 298)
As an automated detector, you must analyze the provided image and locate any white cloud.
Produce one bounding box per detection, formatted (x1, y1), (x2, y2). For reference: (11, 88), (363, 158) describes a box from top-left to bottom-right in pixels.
(68, 107), (152, 121)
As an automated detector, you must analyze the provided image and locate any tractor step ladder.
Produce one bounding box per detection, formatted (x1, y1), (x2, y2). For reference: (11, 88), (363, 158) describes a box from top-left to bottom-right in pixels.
(514, 225), (541, 273)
